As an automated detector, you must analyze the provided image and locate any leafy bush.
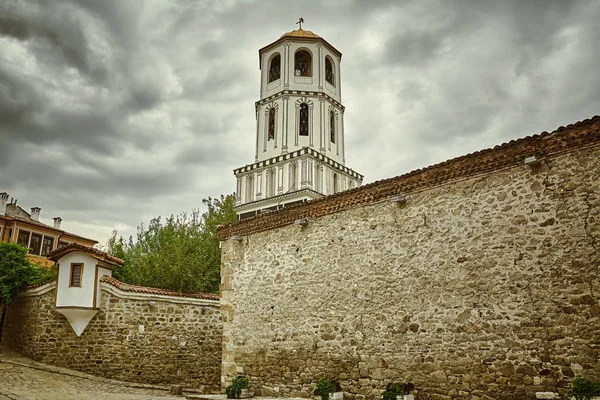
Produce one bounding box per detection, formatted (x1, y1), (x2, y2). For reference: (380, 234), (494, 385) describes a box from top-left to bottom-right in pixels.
(314, 379), (340, 400)
(106, 195), (236, 294)
(382, 382), (414, 400)
(226, 375), (249, 398)
(569, 377), (600, 400)
(0, 242), (56, 306)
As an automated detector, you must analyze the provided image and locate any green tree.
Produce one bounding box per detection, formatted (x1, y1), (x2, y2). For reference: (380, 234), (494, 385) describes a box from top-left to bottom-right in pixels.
(106, 194), (236, 294)
(0, 242), (56, 306)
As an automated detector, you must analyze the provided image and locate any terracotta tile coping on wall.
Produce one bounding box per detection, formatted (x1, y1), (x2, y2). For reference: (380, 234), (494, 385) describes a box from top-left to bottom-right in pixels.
(100, 276), (220, 301)
(46, 243), (124, 266)
(22, 276), (219, 302)
(218, 115), (600, 240)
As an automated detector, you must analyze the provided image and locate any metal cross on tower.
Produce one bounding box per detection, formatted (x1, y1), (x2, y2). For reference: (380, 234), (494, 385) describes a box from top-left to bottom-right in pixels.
(296, 17), (304, 29)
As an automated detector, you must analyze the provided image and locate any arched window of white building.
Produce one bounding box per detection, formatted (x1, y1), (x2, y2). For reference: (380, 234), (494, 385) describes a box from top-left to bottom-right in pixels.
(246, 175), (254, 202)
(315, 165), (322, 193)
(268, 108), (275, 141)
(330, 111), (336, 143)
(299, 103), (309, 136)
(294, 49), (312, 77)
(267, 169), (276, 197)
(333, 173), (339, 194)
(325, 57), (335, 86)
(290, 163), (297, 190)
(268, 54), (280, 83)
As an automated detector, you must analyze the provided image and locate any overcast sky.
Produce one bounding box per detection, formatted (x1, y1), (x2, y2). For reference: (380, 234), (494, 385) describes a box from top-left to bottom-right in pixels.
(1, 0), (599, 245)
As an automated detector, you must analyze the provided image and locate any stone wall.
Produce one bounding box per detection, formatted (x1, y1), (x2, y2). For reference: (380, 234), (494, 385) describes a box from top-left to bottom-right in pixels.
(220, 141), (600, 398)
(1, 282), (222, 391)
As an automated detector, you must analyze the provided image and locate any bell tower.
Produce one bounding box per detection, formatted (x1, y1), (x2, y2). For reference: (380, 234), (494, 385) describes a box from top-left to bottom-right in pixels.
(234, 21), (363, 220)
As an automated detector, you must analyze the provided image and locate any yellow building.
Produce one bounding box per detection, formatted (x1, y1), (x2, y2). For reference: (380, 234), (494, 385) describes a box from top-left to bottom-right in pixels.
(0, 192), (97, 266)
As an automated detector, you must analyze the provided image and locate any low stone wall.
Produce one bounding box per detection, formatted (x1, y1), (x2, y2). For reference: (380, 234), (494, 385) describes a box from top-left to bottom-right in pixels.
(1, 281), (222, 390)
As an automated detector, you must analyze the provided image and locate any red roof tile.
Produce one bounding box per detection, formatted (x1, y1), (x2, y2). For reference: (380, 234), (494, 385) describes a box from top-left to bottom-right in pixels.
(218, 115), (600, 239)
(100, 276), (220, 301)
(46, 243), (124, 266)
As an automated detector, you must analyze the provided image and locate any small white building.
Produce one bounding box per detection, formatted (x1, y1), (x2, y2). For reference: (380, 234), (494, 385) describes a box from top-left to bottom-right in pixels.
(233, 23), (363, 220)
(47, 243), (123, 336)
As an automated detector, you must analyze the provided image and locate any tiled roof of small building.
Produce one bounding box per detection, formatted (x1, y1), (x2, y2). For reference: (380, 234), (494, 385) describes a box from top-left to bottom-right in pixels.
(218, 115), (600, 239)
(100, 276), (220, 301)
(46, 243), (123, 266)
(0, 214), (98, 244)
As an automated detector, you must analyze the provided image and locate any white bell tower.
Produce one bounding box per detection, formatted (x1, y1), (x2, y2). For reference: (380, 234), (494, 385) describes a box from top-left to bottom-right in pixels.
(234, 20), (363, 220)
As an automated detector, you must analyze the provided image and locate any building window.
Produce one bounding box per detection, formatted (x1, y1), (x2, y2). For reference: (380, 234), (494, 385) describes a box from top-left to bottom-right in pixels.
(325, 57), (335, 86)
(70, 263), (83, 287)
(41, 237), (54, 256)
(268, 54), (280, 83)
(267, 169), (276, 197)
(299, 103), (309, 136)
(246, 175), (254, 202)
(58, 241), (69, 249)
(268, 108), (275, 141)
(333, 173), (339, 194)
(330, 111), (336, 143)
(17, 230), (30, 247)
(29, 233), (42, 255)
(294, 50), (312, 76)
(290, 163), (297, 190)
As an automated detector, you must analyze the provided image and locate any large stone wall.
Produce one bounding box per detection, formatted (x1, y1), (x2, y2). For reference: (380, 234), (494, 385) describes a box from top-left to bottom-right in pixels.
(220, 144), (600, 399)
(1, 284), (222, 391)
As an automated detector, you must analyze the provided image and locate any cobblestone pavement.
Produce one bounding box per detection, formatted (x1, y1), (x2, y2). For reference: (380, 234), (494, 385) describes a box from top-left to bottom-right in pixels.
(0, 363), (185, 400)
(0, 346), (189, 400)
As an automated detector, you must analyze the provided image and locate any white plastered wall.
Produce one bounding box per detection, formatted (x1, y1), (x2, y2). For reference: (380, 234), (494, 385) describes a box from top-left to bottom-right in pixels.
(55, 252), (112, 308)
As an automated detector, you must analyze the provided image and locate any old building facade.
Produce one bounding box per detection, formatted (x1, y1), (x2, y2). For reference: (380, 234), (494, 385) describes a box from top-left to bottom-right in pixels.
(0, 192), (97, 266)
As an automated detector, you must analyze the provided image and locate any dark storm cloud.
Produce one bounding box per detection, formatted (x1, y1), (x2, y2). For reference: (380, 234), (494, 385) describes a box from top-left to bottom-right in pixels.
(1, 0), (599, 243)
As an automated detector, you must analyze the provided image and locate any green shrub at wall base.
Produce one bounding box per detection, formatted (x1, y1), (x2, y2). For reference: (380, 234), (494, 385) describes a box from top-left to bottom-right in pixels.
(314, 379), (339, 400)
(568, 377), (600, 400)
(226, 375), (249, 398)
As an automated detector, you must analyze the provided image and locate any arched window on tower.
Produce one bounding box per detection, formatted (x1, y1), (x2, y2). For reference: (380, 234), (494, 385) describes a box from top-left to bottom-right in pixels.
(294, 50), (312, 77)
(267, 169), (276, 197)
(325, 57), (335, 86)
(299, 103), (309, 136)
(268, 108), (275, 141)
(268, 54), (280, 83)
(333, 173), (339, 194)
(246, 175), (254, 202)
(330, 111), (336, 143)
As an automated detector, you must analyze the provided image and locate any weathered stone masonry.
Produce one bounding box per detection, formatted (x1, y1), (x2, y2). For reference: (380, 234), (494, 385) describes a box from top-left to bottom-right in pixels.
(219, 117), (600, 399)
(1, 279), (222, 391)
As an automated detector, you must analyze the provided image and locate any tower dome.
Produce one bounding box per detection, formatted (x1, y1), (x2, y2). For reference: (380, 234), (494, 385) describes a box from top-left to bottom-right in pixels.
(279, 28), (321, 39)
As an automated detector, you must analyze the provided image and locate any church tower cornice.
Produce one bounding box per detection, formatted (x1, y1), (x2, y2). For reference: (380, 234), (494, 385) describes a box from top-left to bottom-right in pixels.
(255, 90), (345, 113)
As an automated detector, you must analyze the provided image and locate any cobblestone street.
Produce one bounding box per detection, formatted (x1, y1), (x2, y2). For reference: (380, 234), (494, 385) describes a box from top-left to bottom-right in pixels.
(0, 363), (186, 400)
(0, 346), (186, 400)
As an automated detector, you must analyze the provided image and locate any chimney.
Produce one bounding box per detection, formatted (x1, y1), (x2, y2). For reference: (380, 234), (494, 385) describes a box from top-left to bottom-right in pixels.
(0, 193), (8, 216)
(30, 207), (41, 221)
(53, 217), (62, 230)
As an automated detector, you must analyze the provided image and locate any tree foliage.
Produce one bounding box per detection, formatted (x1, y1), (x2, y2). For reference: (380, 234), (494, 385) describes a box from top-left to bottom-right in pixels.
(106, 195), (236, 294)
(0, 242), (56, 306)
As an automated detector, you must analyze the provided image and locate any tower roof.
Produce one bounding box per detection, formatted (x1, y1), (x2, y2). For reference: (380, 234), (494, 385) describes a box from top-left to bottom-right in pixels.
(279, 28), (321, 39)
(258, 27), (342, 68)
